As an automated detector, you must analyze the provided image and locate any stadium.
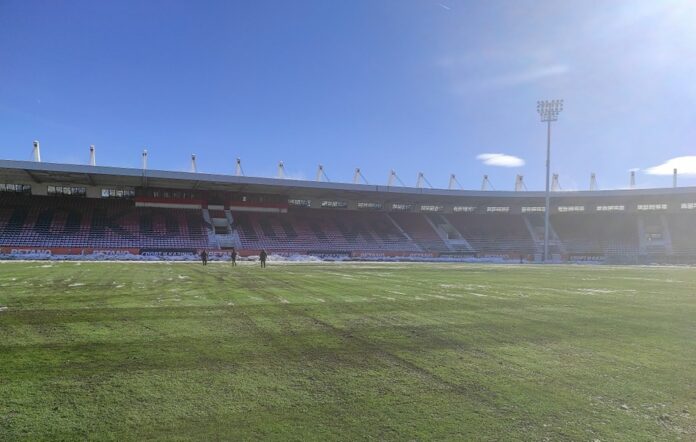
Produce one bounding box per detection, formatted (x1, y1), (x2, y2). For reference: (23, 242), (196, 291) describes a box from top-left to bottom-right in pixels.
(2, 154), (696, 264)
(2, 153), (696, 440)
(3, 1), (696, 440)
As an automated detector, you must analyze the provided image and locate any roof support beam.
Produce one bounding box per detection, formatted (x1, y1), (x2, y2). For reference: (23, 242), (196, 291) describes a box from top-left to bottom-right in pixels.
(23, 169), (43, 183)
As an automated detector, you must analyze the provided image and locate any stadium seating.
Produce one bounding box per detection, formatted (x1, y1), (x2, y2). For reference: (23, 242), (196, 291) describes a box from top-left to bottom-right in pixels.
(388, 212), (449, 252)
(0, 194), (212, 250)
(446, 214), (537, 255)
(665, 213), (696, 256)
(4, 192), (695, 262)
(550, 213), (640, 256)
(230, 209), (422, 253)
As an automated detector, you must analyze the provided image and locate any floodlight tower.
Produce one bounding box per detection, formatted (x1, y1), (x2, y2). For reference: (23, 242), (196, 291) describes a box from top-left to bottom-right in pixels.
(537, 99), (563, 262)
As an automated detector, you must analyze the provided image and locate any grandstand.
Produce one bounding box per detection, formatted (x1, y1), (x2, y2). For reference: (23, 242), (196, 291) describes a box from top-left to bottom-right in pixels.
(2, 158), (696, 263)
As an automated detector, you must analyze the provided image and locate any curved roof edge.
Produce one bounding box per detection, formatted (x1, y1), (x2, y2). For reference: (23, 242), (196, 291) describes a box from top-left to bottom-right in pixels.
(1, 159), (695, 199)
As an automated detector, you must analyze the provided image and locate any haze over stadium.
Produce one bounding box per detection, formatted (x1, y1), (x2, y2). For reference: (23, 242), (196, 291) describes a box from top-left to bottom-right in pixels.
(2, 1), (696, 441)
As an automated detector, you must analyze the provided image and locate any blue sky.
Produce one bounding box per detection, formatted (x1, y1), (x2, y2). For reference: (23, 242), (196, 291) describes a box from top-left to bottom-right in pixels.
(1, 0), (695, 190)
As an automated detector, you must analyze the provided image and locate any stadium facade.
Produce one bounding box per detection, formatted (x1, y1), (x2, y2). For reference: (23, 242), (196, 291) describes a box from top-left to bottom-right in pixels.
(1, 158), (695, 263)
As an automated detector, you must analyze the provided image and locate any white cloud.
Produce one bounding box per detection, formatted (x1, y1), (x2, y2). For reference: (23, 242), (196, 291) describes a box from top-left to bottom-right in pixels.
(644, 156), (696, 175)
(477, 153), (525, 168)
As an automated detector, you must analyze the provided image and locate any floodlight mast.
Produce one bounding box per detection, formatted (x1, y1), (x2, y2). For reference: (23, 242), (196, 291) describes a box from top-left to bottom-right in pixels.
(537, 99), (563, 263)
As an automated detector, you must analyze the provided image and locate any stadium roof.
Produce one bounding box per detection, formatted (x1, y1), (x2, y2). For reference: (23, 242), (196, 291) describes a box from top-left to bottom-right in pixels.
(1, 159), (695, 201)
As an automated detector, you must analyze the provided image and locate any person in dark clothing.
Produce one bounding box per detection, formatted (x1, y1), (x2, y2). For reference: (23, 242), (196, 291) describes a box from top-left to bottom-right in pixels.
(259, 249), (267, 268)
(230, 248), (237, 266)
(200, 250), (208, 266)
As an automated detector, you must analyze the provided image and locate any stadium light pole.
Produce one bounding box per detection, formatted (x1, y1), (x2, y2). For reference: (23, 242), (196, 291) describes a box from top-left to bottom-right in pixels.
(537, 99), (563, 262)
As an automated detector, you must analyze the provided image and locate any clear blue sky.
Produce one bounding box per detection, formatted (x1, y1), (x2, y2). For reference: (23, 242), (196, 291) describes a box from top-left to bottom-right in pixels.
(1, 0), (695, 190)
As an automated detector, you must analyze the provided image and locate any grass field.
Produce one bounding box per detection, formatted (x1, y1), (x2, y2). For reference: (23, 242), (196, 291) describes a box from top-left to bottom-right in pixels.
(1, 261), (695, 441)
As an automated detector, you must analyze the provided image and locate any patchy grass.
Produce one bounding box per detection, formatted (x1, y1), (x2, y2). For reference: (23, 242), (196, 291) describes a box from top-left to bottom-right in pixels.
(0, 262), (695, 440)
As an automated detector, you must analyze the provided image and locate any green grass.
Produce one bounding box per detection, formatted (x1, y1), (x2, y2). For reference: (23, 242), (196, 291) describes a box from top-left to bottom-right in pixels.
(1, 261), (695, 441)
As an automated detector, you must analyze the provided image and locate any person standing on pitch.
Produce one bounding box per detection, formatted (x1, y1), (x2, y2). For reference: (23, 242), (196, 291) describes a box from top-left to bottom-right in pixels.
(259, 249), (267, 268)
(200, 250), (208, 266)
(230, 248), (237, 266)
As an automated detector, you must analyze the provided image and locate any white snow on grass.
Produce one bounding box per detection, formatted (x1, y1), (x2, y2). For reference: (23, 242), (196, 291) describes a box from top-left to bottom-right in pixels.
(425, 294), (457, 300)
(578, 288), (616, 295)
(614, 276), (683, 283)
(322, 271), (362, 279)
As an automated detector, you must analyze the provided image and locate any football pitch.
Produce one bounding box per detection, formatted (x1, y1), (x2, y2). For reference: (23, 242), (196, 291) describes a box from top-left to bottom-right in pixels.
(1, 262), (694, 440)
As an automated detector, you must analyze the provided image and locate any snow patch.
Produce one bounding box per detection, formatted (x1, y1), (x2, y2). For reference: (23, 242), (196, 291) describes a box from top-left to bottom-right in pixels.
(578, 288), (616, 294)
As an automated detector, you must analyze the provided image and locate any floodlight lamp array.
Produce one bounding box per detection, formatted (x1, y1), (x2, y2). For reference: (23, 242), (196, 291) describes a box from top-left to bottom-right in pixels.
(537, 99), (564, 122)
